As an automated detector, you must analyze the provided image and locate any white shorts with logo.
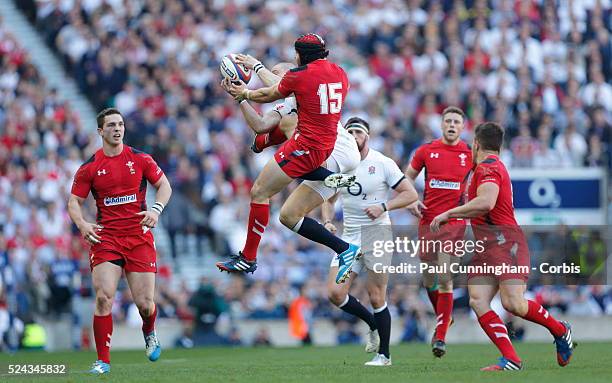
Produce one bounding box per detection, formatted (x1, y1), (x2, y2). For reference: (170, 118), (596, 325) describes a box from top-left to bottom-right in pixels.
(330, 225), (394, 274)
(302, 127), (360, 201)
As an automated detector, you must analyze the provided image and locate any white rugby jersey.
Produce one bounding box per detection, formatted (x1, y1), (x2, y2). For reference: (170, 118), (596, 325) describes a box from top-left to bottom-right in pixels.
(272, 97), (297, 117)
(339, 149), (405, 231)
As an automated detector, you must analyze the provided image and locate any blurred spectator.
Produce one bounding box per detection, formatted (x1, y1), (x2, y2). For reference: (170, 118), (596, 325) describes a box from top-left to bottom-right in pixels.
(188, 278), (227, 346)
(553, 124), (588, 167)
(252, 327), (273, 347)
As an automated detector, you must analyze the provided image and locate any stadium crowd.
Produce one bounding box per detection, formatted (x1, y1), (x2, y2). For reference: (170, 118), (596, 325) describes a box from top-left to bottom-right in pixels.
(1, 0), (611, 348)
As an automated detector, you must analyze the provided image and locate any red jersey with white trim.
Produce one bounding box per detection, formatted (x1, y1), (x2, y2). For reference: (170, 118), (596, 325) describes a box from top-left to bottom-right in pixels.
(277, 59), (349, 151)
(410, 139), (472, 222)
(468, 154), (518, 226)
(71, 145), (164, 236)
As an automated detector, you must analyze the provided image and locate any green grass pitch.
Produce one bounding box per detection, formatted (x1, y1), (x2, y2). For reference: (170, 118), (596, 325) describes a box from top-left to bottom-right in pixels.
(1, 342), (610, 383)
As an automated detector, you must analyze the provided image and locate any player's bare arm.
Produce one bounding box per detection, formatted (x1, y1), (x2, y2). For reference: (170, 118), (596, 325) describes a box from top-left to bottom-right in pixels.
(234, 54), (281, 86)
(223, 79), (285, 103)
(430, 182), (499, 232)
(321, 192), (340, 234)
(239, 103), (282, 134)
(364, 179), (418, 220)
(404, 165), (427, 218)
(137, 174), (172, 228)
(68, 194), (102, 244)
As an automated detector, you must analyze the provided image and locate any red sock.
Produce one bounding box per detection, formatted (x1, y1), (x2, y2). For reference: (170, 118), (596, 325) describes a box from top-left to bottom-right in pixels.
(521, 300), (565, 337)
(478, 310), (521, 363)
(254, 125), (287, 151)
(241, 202), (270, 261)
(426, 288), (439, 312)
(434, 292), (453, 341)
(268, 125), (288, 145)
(141, 305), (157, 335)
(93, 314), (113, 363)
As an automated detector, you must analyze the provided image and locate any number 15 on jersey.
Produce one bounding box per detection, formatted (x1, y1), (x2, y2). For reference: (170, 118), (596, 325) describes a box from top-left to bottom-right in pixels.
(318, 83), (342, 114)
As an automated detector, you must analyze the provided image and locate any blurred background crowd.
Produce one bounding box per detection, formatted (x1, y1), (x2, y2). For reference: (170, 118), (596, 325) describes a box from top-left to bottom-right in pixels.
(1, 0), (610, 349)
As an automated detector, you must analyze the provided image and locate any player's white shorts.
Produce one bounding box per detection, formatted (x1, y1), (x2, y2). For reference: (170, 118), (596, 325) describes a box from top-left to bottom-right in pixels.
(303, 127), (360, 201)
(330, 225), (394, 274)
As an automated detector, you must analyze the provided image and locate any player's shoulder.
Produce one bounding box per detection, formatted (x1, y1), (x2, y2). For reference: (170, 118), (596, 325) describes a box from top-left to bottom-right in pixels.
(78, 150), (100, 170)
(364, 149), (384, 162)
(127, 146), (151, 158)
(456, 140), (472, 152)
(416, 140), (436, 153)
(368, 149), (393, 163)
(476, 156), (505, 174)
(367, 149), (399, 170)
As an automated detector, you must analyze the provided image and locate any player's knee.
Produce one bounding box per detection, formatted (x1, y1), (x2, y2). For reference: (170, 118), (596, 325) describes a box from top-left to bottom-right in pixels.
(501, 295), (525, 316)
(95, 293), (113, 314)
(437, 278), (453, 293)
(368, 287), (386, 309)
(135, 296), (154, 315)
(469, 295), (488, 314)
(279, 205), (299, 228)
(328, 289), (347, 307)
(250, 182), (264, 200)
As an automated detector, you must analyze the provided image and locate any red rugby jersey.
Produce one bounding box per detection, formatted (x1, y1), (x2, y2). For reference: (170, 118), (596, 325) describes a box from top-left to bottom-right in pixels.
(277, 59), (349, 151)
(410, 139), (472, 223)
(468, 154), (518, 226)
(71, 145), (164, 236)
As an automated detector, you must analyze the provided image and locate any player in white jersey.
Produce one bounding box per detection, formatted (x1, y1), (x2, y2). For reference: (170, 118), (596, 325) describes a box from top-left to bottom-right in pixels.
(322, 117), (418, 366)
(219, 56), (361, 283)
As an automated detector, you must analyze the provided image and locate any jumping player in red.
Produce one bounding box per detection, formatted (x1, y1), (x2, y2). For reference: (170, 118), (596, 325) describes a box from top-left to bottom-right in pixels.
(68, 108), (172, 374)
(405, 106), (472, 357)
(218, 34), (361, 284)
(431, 122), (574, 371)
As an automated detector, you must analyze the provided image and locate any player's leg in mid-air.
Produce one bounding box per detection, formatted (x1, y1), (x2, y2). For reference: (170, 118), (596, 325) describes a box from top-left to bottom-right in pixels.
(251, 113), (294, 153)
(216, 156), (293, 273)
(89, 262), (122, 374)
(279, 182), (361, 283)
(279, 143), (361, 284)
(126, 271), (161, 362)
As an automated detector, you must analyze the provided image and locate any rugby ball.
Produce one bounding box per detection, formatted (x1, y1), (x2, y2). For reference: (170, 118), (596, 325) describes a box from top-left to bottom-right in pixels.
(219, 54), (252, 84)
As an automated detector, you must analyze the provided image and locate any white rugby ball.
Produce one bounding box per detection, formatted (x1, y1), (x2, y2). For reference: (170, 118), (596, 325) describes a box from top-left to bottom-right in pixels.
(219, 54), (252, 84)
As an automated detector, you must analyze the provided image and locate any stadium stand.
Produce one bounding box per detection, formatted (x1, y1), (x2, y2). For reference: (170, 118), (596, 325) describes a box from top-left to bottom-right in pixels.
(1, 0), (610, 349)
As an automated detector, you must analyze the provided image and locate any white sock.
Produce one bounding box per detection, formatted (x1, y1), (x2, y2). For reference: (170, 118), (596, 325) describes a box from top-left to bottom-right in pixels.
(291, 217), (304, 233)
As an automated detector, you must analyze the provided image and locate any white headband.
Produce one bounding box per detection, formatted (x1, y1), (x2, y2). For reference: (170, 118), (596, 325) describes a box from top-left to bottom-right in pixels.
(345, 122), (369, 135)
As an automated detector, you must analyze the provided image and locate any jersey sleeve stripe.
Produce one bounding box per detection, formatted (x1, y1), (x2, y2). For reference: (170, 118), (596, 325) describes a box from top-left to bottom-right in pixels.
(391, 175), (406, 190)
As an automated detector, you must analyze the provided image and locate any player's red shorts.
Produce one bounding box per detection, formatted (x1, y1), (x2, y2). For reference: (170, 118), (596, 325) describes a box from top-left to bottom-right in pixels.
(417, 219), (467, 262)
(468, 227), (530, 281)
(90, 230), (157, 273)
(274, 137), (333, 178)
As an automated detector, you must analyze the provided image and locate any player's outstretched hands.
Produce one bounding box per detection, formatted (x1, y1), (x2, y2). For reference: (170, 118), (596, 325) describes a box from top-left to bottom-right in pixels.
(364, 205), (384, 220)
(324, 221), (337, 234)
(235, 54), (260, 70)
(79, 222), (103, 244)
(430, 211), (450, 233)
(407, 200), (427, 218)
(220, 78), (247, 100)
(137, 210), (159, 228)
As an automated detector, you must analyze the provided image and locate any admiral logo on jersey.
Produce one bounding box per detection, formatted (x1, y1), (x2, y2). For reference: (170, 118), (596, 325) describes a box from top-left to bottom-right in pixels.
(104, 194), (137, 206)
(429, 179), (461, 190)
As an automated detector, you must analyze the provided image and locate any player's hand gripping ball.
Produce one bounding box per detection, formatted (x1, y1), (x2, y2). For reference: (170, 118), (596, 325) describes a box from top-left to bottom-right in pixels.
(220, 54), (252, 84)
